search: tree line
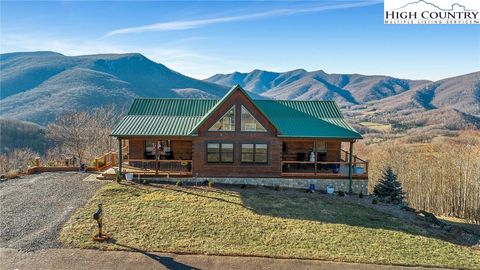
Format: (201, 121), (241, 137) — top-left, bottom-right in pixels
(364, 130), (480, 224)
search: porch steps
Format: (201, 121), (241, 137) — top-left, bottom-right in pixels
(96, 168), (117, 180)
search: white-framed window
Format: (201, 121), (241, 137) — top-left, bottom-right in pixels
(209, 106), (235, 131)
(241, 105), (266, 132)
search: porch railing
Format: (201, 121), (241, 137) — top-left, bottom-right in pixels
(124, 159), (193, 176)
(92, 145), (128, 171)
(281, 149), (368, 177)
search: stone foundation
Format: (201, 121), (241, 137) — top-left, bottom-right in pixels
(142, 176), (368, 194)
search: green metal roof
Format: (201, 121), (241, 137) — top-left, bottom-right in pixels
(254, 100), (361, 139)
(111, 86), (362, 139)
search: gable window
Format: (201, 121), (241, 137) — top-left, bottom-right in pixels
(241, 106), (266, 132)
(209, 106), (235, 131)
(207, 143), (234, 163)
(241, 143), (268, 163)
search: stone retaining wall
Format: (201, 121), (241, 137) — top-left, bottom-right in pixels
(143, 176), (368, 194)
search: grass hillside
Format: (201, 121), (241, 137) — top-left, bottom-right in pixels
(61, 183), (480, 269)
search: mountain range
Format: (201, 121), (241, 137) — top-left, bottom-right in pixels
(1, 51), (479, 145)
(206, 69), (480, 117)
(0, 51), (228, 125)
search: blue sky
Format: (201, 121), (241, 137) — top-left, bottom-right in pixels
(1, 1), (479, 80)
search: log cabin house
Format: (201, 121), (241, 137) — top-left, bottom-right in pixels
(111, 85), (368, 192)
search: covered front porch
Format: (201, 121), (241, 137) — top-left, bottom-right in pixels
(118, 138), (193, 177)
(114, 138), (368, 180)
(280, 139), (368, 179)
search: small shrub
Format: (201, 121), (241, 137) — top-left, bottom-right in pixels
(372, 198), (379, 204)
(359, 191), (364, 198)
(373, 166), (405, 204)
(274, 185), (280, 191)
(176, 180), (183, 186)
(6, 170), (18, 179)
(142, 179), (149, 185)
(208, 179), (214, 188)
(116, 174), (123, 183)
(338, 190), (345, 196)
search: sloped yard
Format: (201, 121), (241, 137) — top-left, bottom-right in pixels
(61, 183), (480, 269)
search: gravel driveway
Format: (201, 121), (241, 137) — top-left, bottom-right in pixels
(0, 172), (105, 251)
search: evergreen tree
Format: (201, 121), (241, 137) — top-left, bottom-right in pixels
(373, 166), (405, 203)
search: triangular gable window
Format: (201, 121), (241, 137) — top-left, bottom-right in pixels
(209, 106), (235, 131)
(241, 105), (266, 132)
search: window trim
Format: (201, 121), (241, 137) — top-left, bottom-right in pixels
(240, 143), (269, 164)
(240, 105), (267, 132)
(206, 142), (235, 163)
(208, 105), (236, 132)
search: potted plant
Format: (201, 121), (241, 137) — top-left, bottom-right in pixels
(326, 185), (334, 194)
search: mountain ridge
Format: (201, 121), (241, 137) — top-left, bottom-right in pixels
(0, 51), (229, 125)
(1, 52), (479, 139)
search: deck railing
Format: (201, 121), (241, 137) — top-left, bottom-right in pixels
(92, 146), (128, 171)
(281, 150), (368, 177)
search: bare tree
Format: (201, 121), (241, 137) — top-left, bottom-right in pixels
(367, 130), (480, 223)
(45, 106), (123, 164)
(0, 148), (39, 174)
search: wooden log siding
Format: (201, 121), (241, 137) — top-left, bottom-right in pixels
(126, 138), (351, 178)
(171, 140), (192, 160)
(192, 90), (282, 177)
(111, 86), (366, 179)
(128, 139), (145, 160)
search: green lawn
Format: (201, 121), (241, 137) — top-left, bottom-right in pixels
(61, 183), (480, 269)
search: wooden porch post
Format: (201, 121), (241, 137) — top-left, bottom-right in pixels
(313, 140), (317, 175)
(155, 140), (159, 175)
(348, 141), (354, 193)
(117, 138), (123, 179)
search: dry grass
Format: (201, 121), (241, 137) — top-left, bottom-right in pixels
(61, 184), (480, 269)
(360, 121), (391, 131)
(6, 169), (19, 179)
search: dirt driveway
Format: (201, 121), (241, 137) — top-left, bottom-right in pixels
(0, 172), (105, 250)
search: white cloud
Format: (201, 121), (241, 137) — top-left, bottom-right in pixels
(106, 0), (382, 36)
